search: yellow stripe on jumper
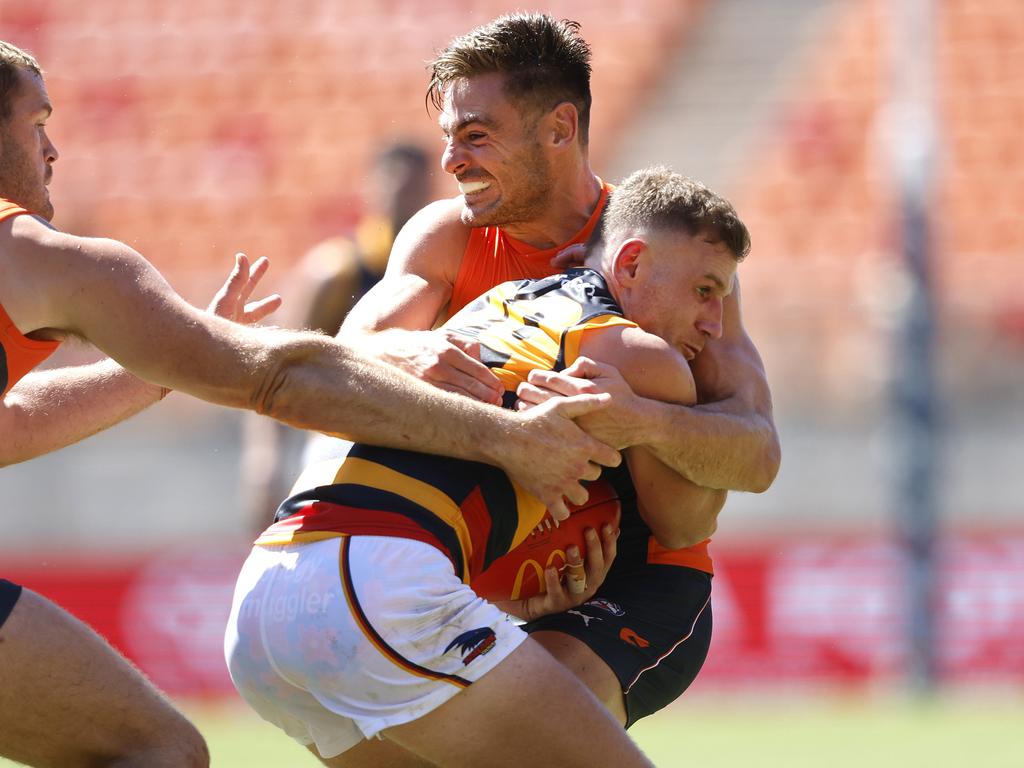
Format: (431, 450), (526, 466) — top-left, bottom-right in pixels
(334, 457), (474, 581)
(562, 315), (637, 368)
(508, 482), (549, 551)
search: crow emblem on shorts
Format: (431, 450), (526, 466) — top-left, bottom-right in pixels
(445, 627), (497, 665)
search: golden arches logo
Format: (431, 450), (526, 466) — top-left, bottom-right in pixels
(509, 548), (569, 600)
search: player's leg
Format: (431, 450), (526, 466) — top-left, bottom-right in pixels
(315, 604), (711, 767)
(524, 565), (713, 728)
(530, 629), (628, 723)
(227, 539), (440, 766)
(310, 636), (623, 765)
(312, 637), (647, 768)
(227, 537), (653, 767)
(382, 636), (654, 767)
(0, 585), (208, 768)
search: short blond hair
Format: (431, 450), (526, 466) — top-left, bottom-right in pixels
(595, 167), (751, 261)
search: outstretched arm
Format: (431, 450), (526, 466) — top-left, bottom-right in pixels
(3, 217), (617, 514)
(0, 359), (166, 467)
(0, 252), (279, 466)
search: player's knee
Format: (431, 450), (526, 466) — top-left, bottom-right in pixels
(112, 714), (209, 768)
(177, 726), (210, 768)
(159, 718), (209, 768)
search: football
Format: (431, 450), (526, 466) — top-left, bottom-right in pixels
(471, 479), (621, 602)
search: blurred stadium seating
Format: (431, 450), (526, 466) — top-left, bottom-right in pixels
(1, 0), (701, 282)
(1, 0), (1022, 695)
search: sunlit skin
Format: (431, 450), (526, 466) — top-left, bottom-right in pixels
(0, 68), (58, 220)
(596, 229), (738, 361)
(439, 72), (556, 231)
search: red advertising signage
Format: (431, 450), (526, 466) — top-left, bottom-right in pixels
(5, 534), (1024, 696)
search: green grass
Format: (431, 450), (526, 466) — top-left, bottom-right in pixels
(627, 691), (1024, 768)
(3, 691), (1022, 767)
(188, 690), (1024, 767)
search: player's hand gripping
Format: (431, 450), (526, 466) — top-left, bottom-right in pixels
(500, 393), (621, 521)
(207, 253), (282, 324)
(497, 518), (620, 622)
(516, 357), (643, 450)
(369, 328), (505, 405)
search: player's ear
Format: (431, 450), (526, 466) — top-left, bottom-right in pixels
(609, 239), (644, 286)
(547, 102), (578, 148)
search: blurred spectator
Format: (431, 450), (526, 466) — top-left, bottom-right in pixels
(239, 143), (431, 527)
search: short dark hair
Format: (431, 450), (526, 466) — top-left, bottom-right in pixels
(427, 13), (593, 144)
(596, 167), (751, 261)
(0, 41), (42, 122)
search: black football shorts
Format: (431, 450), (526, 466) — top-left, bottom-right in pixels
(523, 563), (712, 727)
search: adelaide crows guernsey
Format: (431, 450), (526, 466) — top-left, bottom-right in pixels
(0, 199), (60, 396)
(448, 192), (713, 575)
(258, 269), (636, 583)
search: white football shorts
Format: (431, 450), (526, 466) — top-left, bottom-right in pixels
(224, 536), (527, 759)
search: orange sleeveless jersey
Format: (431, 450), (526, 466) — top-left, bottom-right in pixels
(447, 184), (713, 575)
(0, 199), (60, 396)
(446, 182), (612, 319)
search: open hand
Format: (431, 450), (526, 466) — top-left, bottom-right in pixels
(373, 328), (504, 405)
(207, 253), (282, 325)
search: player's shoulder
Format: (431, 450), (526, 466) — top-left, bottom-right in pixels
(1, 214), (138, 290)
(400, 197), (469, 245)
(0, 215), (144, 334)
(581, 324), (695, 405)
(1, 210), (62, 253)
(590, 324), (682, 370)
(5, 212), (129, 260)
(388, 196), (472, 278)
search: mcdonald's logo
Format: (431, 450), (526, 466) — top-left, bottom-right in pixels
(509, 548), (569, 600)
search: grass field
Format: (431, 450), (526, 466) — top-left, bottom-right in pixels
(3, 690), (1020, 767)
(184, 690), (1022, 767)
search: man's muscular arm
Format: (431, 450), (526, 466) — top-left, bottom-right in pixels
(0, 252), (278, 466)
(522, 281), (780, 493)
(0, 360), (166, 467)
(339, 199), (504, 404)
(341, 199), (464, 332)
(576, 325), (727, 547)
(2, 216), (619, 515)
(634, 281), (779, 492)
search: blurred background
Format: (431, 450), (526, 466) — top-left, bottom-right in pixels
(1, 0), (1022, 765)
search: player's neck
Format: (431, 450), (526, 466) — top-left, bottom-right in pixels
(500, 166), (602, 250)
